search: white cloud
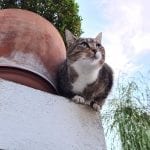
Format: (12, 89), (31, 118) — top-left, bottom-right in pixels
(93, 0), (150, 77)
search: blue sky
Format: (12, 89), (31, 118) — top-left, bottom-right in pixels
(76, 1), (150, 149)
(76, 0), (150, 79)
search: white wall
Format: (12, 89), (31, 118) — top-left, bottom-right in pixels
(0, 79), (106, 150)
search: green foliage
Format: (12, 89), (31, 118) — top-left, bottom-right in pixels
(0, 0), (82, 39)
(102, 74), (150, 150)
(115, 106), (150, 150)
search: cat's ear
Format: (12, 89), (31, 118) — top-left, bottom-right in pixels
(65, 29), (77, 47)
(96, 32), (102, 43)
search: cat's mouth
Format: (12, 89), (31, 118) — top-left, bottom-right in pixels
(91, 52), (102, 60)
(81, 52), (103, 63)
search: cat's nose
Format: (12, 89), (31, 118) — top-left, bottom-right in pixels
(92, 49), (97, 54)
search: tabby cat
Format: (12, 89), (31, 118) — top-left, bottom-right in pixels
(57, 30), (113, 111)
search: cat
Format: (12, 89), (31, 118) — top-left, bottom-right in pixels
(57, 30), (113, 111)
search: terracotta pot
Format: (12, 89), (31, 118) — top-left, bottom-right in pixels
(0, 9), (66, 93)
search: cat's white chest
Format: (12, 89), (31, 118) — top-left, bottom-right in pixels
(72, 74), (96, 93)
(71, 60), (100, 93)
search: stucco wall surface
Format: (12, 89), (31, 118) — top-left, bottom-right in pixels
(0, 79), (106, 150)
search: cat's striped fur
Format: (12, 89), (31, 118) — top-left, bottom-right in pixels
(57, 30), (113, 111)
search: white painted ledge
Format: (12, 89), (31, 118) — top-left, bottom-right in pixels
(0, 79), (106, 150)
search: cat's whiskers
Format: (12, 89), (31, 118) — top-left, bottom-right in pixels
(95, 51), (102, 60)
(79, 51), (102, 66)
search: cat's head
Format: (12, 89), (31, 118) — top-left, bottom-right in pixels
(65, 30), (105, 67)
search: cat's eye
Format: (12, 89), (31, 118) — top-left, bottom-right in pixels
(96, 43), (101, 48)
(80, 42), (89, 48)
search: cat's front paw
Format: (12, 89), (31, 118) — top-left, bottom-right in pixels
(93, 103), (100, 111)
(90, 101), (100, 111)
(72, 95), (85, 104)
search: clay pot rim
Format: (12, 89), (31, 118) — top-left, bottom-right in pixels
(0, 64), (57, 93)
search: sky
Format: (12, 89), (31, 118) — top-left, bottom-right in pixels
(76, 0), (150, 79)
(75, 1), (150, 149)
